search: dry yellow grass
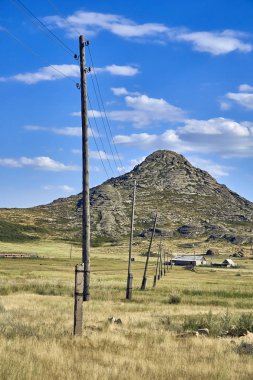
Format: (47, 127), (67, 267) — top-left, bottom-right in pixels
(0, 239), (253, 379)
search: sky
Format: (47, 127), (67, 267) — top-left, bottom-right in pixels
(1, 0), (253, 207)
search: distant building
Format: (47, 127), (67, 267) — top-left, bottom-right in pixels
(222, 259), (236, 267)
(172, 255), (206, 267)
(211, 258), (237, 268)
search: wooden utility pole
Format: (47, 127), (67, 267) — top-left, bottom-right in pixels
(80, 35), (90, 302)
(160, 244), (163, 278)
(73, 35), (90, 336)
(153, 251), (160, 288)
(73, 264), (84, 335)
(141, 212), (158, 290)
(126, 180), (137, 300)
(163, 247), (166, 276)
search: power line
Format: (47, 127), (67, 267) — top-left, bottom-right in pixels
(2, 26), (78, 85)
(45, 0), (124, 173)
(87, 95), (116, 177)
(88, 120), (110, 179)
(89, 73), (121, 174)
(10, 0), (77, 57)
(46, 0), (82, 37)
(87, 45), (124, 169)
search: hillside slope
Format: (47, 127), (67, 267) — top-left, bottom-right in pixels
(1, 150), (253, 244)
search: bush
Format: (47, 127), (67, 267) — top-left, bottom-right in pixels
(236, 313), (253, 335)
(236, 342), (253, 355)
(168, 294), (181, 304)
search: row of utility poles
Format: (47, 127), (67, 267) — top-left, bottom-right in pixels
(73, 35), (171, 336)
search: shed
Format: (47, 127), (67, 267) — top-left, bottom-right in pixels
(172, 255), (206, 267)
(222, 259), (236, 267)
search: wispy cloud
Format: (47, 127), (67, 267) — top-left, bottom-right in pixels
(24, 125), (98, 137)
(117, 156), (146, 174)
(43, 184), (75, 193)
(90, 151), (121, 160)
(0, 63), (138, 84)
(175, 30), (252, 55)
(0, 156), (79, 171)
(44, 11), (252, 55)
(0, 64), (79, 84)
(96, 65), (139, 76)
(222, 84), (253, 110)
(111, 87), (141, 96)
(187, 156), (231, 178)
(79, 92), (185, 127)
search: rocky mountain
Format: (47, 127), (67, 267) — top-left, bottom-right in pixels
(1, 150), (253, 244)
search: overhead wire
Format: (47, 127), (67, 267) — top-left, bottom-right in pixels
(10, 0), (77, 57)
(87, 45), (124, 170)
(88, 73), (121, 174)
(87, 95), (116, 177)
(6, 0), (124, 180)
(1, 26), (78, 85)
(88, 120), (110, 178)
(45, 0), (124, 174)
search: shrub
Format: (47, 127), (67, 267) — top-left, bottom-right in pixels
(168, 294), (181, 304)
(236, 342), (253, 355)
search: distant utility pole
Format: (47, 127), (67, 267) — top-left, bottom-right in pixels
(163, 247), (166, 276)
(126, 180), (137, 300)
(153, 249), (160, 288)
(73, 35), (90, 336)
(141, 212), (158, 290)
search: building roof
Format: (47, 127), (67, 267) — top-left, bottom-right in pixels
(223, 259), (236, 265)
(173, 255), (206, 261)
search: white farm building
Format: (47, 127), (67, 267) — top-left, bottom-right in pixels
(172, 255), (206, 267)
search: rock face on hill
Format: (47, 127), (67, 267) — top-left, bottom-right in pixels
(1, 150), (253, 243)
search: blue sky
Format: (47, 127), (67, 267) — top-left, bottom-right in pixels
(1, 0), (253, 207)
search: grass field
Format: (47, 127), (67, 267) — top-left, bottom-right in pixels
(0, 238), (253, 379)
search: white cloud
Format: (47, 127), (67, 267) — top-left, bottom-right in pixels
(96, 65), (139, 76)
(239, 84), (253, 92)
(187, 156), (231, 178)
(90, 151), (121, 160)
(85, 93), (185, 127)
(117, 156), (146, 174)
(111, 87), (140, 96)
(44, 11), (170, 40)
(222, 84), (253, 110)
(0, 63), (138, 84)
(0, 156), (79, 171)
(44, 11), (252, 55)
(24, 125), (48, 131)
(175, 30), (252, 55)
(180, 117), (250, 136)
(43, 184), (75, 193)
(114, 117), (253, 158)
(24, 125), (98, 137)
(226, 92), (253, 110)
(0, 64), (80, 84)
(219, 101), (231, 111)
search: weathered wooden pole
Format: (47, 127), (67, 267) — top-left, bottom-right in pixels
(153, 251), (160, 288)
(80, 35), (90, 302)
(141, 212), (158, 290)
(163, 247), (166, 276)
(160, 244), (163, 278)
(126, 180), (136, 300)
(73, 264), (84, 335)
